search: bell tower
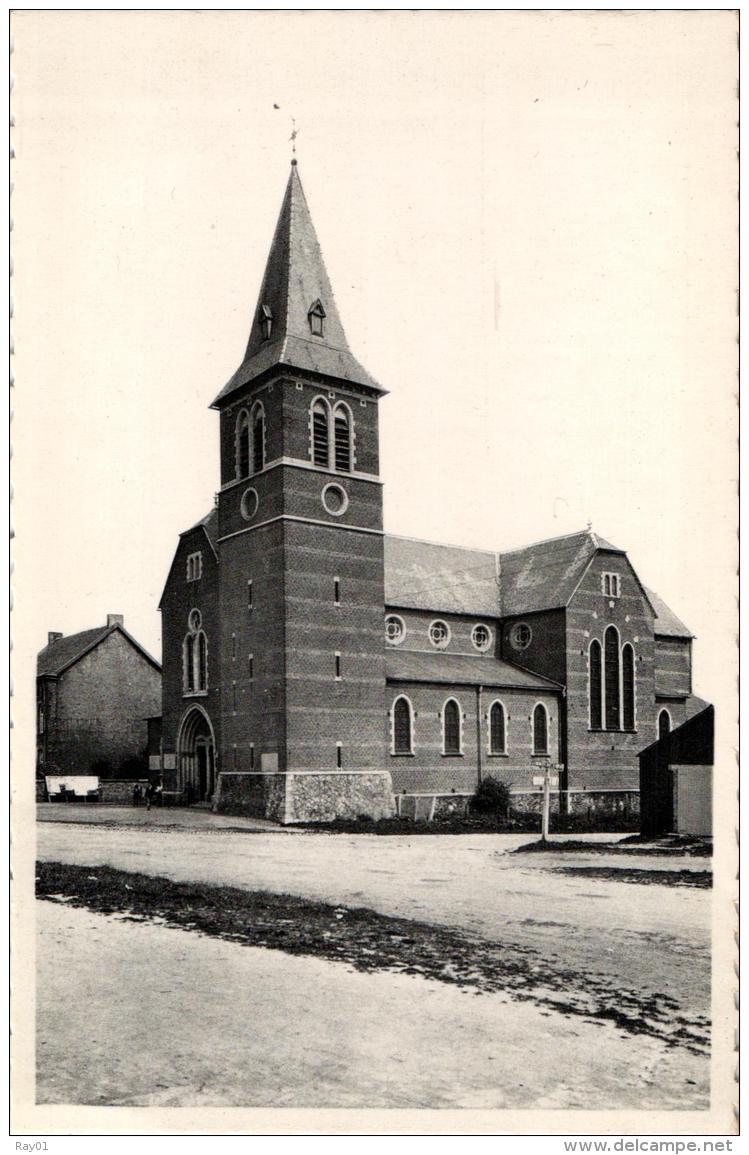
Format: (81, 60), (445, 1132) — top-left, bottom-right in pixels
(211, 162), (393, 821)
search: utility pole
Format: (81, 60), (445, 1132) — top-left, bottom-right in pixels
(533, 758), (559, 842)
(541, 759), (551, 842)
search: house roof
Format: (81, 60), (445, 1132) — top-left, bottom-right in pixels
(37, 624), (161, 678)
(497, 529), (622, 617)
(386, 649), (562, 691)
(645, 586), (693, 639)
(212, 163), (382, 408)
(384, 535), (500, 617)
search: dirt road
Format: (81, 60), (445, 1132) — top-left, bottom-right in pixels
(35, 813), (711, 1109)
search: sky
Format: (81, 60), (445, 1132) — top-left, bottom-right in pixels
(13, 11), (737, 719)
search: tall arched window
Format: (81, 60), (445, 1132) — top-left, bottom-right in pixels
(311, 399), (330, 467)
(658, 709), (671, 742)
(443, 699), (462, 755)
(622, 644), (635, 730)
(604, 625), (621, 730)
(183, 633), (195, 692)
(251, 403), (265, 474)
(183, 610), (208, 694)
(392, 696), (413, 754)
(334, 405), (352, 472)
(589, 640), (602, 729)
(489, 701), (506, 754)
(532, 703), (549, 755)
(236, 410), (250, 479)
(196, 631), (208, 691)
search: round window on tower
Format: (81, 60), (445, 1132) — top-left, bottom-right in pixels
(471, 624), (492, 652)
(188, 609), (202, 632)
(322, 483), (349, 517)
(428, 620), (451, 649)
(240, 488), (259, 522)
(385, 615), (406, 646)
(510, 622), (532, 651)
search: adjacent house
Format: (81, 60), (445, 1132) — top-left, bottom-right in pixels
(36, 614), (162, 779)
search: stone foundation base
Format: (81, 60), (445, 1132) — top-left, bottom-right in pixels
(214, 770), (396, 824)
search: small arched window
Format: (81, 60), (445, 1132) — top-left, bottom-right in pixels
(392, 696), (413, 755)
(311, 399), (330, 467)
(604, 625), (621, 731)
(658, 709), (671, 742)
(532, 703), (549, 755)
(250, 402), (265, 474)
(236, 410), (250, 479)
(443, 698), (462, 755)
(333, 405), (352, 472)
(589, 640), (602, 730)
(622, 644), (635, 730)
(489, 701), (506, 754)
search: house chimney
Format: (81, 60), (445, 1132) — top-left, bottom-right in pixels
(107, 614), (124, 628)
(47, 631), (63, 645)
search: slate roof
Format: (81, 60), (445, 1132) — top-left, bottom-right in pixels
(498, 530), (622, 617)
(183, 508), (219, 556)
(384, 535), (500, 617)
(385, 650), (562, 691)
(37, 624), (161, 678)
(212, 163), (382, 407)
(385, 528), (690, 636)
(645, 586), (693, 639)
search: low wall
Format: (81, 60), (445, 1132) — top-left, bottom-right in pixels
(214, 770), (395, 824)
(213, 772), (286, 820)
(99, 779), (150, 805)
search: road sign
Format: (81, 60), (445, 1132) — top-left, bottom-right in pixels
(533, 775), (560, 787)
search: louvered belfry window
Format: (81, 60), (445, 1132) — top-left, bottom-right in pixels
(589, 640), (602, 729)
(604, 626), (621, 730)
(393, 697), (412, 754)
(236, 411), (250, 479)
(312, 401), (329, 467)
(622, 644), (635, 730)
(334, 407), (352, 472)
(443, 700), (461, 754)
(251, 405), (265, 474)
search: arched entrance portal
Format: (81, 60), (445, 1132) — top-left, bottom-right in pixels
(177, 706), (217, 804)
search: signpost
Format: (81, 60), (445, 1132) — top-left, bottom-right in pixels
(533, 762), (560, 842)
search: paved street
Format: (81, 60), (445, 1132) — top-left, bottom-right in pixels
(36, 808), (711, 1109)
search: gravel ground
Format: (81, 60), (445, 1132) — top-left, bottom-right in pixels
(37, 900), (708, 1109)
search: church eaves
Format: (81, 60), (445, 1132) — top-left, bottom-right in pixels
(212, 162), (383, 407)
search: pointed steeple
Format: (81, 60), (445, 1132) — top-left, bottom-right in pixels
(212, 163), (382, 407)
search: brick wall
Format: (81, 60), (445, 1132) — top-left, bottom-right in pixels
(386, 608), (500, 656)
(385, 681), (561, 795)
(654, 637), (692, 697)
(160, 526), (221, 774)
(565, 552), (656, 790)
(42, 631), (161, 776)
(498, 609), (567, 686)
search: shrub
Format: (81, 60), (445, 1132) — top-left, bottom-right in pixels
(472, 776), (511, 816)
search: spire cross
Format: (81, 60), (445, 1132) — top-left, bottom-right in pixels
(289, 117), (299, 157)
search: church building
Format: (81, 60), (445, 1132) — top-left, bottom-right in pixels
(158, 161), (708, 823)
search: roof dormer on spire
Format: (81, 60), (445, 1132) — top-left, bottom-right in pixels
(212, 162), (383, 407)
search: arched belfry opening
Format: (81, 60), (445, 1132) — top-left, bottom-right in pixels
(177, 706), (217, 804)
